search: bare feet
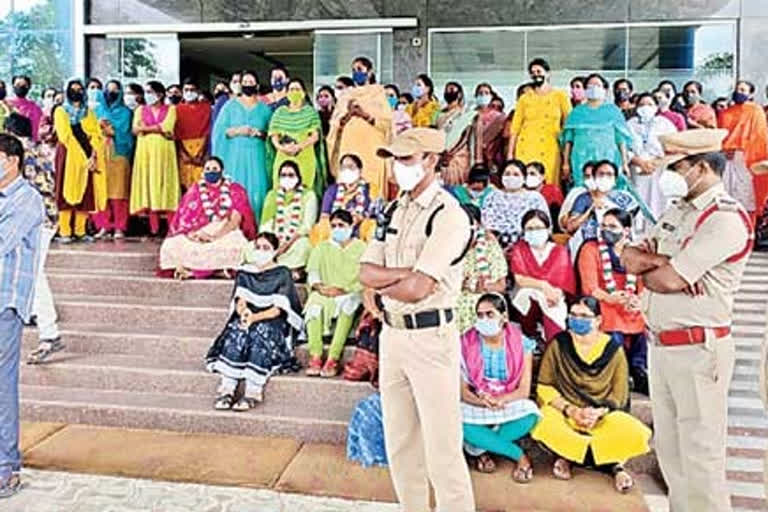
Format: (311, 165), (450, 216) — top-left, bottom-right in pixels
(613, 467), (634, 493)
(512, 454), (533, 483)
(475, 453), (496, 473)
(552, 457), (572, 480)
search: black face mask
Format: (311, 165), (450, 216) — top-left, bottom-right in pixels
(214, 90), (228, 99)
(531, 75), (546, 87)
(443, 90), (459, 104)
(67, 89), (84, 103)
(13, 85), (29, 98)
(168, 95), (182, 105)
(106, 91), (120, 105)
(615, 91), (631, 102)
(241, 85), (258, 97)
(0, 88), (6, 101)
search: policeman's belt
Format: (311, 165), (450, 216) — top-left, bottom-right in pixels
(657, 326), (731, 346)
(384, 309), (454, 330)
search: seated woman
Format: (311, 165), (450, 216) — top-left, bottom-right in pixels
(314, 153), (375, 243)
(205, 232), (302, 411)
(305, 209), (367, 378)
(159, 156), (257, 279)
(461, 293), (540, 483)
(260, 160), (318, 281)
(557, 161), (594, 233)
(456, 204), (507, 334)
(453, 164), (495, 209)
(482, 159), (549, 248)
(531, 296), (651, 493)
(343, 309), (382, 384)
(564, 160), (638, 260)
(577, 208), (647, 395)
(509, 210), (576, 346)
(524, 161), (564, 231)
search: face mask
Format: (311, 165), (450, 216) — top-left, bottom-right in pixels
(215, 90), (228, 99)
(105, 91), (120, 105)
(476, 94), (492, 107)
(0, 89), (6, 101)
(249, 249), (275, 267)
(124, 94), (137, 109)
(87, 89), (101, 102)
(203, 171), (221, 184)
(241, 85), (257, 97)
(585, 85), (605, 101)
(659, 169), (690, 198)
(584, 178), (598, 192)
(352, 70), (368, 86)
(531, 75), (546, 87)
(568, 316), (593, 336)
(339, 168), (360, 185)
(13, 85), (29, 98)
(387, 96), (398, 109)
(615, 90), (631, 103)
(280, 176), (299, 191)
(145, 93), (158, 105)
(524, 229), (549, 248)
(393, 160), (425, 192)
(571, 88), (585, 102)
(331, 227), (353, 244)
(468, 188), (483, 198)
(230, 82), (242, 95)
(600, 229), (623, 245)
(316, 96), (331, 108)
(525, 174), (543, 189)
(656, 96), (671, 108)
(67, 89), (84, 103)
(475, 318), (502, 338)
(272, 80), (286, 92)
(444, 90), (459, 104)
(596, 176), (615, 193)
(396, 103), (407, 112)
(732, 91), (750, 104)
(183, 91), (198, 102)
(637, 105), (657, 121)
(168, 95), (182, 105)
(411, 84), (424, 99)
(287, 90), (304, 105)
(684, 92), (699, 105)
(502, 175), (524, 191)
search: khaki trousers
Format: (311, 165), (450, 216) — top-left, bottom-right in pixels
(649, 335), (735, 512)
(379, 322), (475, 512)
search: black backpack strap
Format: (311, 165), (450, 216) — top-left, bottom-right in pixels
(425, 203), (475, 266)
(374, 199), (400, 242)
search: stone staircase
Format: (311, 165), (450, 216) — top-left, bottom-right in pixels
(19, 240), (766, 508)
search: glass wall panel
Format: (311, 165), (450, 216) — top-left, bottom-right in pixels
(314, 32), (393, 91)
(87, 35), (181, 86)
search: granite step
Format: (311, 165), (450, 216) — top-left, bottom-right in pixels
(47, 243), (159, 272)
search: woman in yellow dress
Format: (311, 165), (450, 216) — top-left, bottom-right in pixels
(507, 58), (572, 185)
(531, 296), (650, 494)
(405, 74), (440, 128)
(130, 81), (181, 235)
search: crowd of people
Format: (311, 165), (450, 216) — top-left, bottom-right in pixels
(1, 55), (767, 501)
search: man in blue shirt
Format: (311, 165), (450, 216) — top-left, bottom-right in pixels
(0, 133), (44, 498)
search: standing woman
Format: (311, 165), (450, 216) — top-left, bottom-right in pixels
(474, 83), (507, 171)
(508, 58), (572, 185)
(212, 70), (273, 222)
(0, 81), (10, 129)
(175, 79), (211, 190)
(315, 85), (336, 137)
(682, 81), (717, 129)
(406, 74), (440, 128)
(653, 89), (685, 132)
(130, 80), (180, 236)
(268, 78), (328, 198)
(437, 82), (478, 186)
(569, 77), (587, 108)
(54, 79), (108, 242)
(561, 73), (632, 187)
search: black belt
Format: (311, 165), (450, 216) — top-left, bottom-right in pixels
(384, 309), (454, 330)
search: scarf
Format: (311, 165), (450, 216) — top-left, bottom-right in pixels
(461, 323), (525, 397)
(473, 227), (491, 281)
(275, 187), (304, 243)
(199, 177), (233, 222)
(333, 181), (367, 217)
(598, 237), (636, 294)
(141, 103), (170, 127)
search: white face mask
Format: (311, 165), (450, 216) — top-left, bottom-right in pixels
(525, 175), (543, 189)
(596, 176), (615, 193)
(124, 94), (137, 109)
(280, 176), (299, 191)
(42, 97), (54, 110)
(183, 91), (198, 102)
(637, 105), (658, 121)
(584, 178), (598, 192)
(339, 167), (360, 185)
(585, 85), (606, 101)
(145, 93), (158, 105)
(393, 160), (425, 192)
(502, 175), (524, 191)
(659, 168), (694, 198)
(249, 249), (275, 267)
(230, 82), (242, 95)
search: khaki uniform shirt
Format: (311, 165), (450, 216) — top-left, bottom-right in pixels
(642, 183), (751, 333)
(360, 180), (471, 316)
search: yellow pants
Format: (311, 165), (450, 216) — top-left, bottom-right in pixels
(58, 210), (89, 238)
(531, 405), (651, 466)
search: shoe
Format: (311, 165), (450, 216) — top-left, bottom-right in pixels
(78, 235), (95, 243)
(320, 358), (339, 378)
(58, 236), (73, 245)
(0, 474), (21, 499)
(630, 367), (649, 396)
(24, 315), (38, 327)
(113, 230), (126, 240)
(27, 337), (66, 365)
(306, 356), (323, 377)
(93, 228), (109, 240)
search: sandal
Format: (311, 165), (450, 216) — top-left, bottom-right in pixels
(320, 358), (339, 378)
(174, 266), (191, 281)
(213, 394), (235, 410)
(475, 453), (496, 473)
(0, 473), (22, 499)
(232, 397), (260, 412)
(512, 454), (534, 483)
(306, 356), (323, 377)
(552, 458), (572, 480)
(613, 466), (634, 494)
(27, 338), (65, 365)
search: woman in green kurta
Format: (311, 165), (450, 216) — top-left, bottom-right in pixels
(260, 161), (318, 280)
(304, 209), (366, 378)
(268, 78), (328, 198)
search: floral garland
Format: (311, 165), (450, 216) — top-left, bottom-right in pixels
(198, 176), (233, 222)
(332, 181), (367, 218)
(473, 227), (491, 282)
(275, 185), (304, 243)
(598, 236), (636, 294)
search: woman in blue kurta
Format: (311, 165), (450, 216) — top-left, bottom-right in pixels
(561, 73), (632, 188)
(212, 70), (273, 222)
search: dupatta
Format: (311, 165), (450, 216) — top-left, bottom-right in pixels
(508, 241), (576, 296)
(168, 179), (257, 239)
(461, 323), (526, 397)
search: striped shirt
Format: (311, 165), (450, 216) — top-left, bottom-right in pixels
(0, 176), (44, 321)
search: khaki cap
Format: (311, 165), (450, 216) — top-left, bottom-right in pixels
(376, 128), (446, 158)
(752, 160), (768, 176)
(658, 129), (729, 166)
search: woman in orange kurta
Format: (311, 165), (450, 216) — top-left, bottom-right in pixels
(719, 83), (768, 217)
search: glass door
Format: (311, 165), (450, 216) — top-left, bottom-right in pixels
(88, 33), (180, 85)
(313, 30), (393, 91)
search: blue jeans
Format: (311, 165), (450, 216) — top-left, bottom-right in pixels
(0, 308), (22, 480)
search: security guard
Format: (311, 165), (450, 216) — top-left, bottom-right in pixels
(359, 128), (475, 512)
(622, 129), (753, 512)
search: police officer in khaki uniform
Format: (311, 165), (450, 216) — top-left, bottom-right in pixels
(359, 128), (475, 512)
(622, 129), (753, 512)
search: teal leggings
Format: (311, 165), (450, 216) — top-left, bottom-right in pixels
(462, 413), (539, 461)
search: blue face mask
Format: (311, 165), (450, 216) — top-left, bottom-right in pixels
(475, 318), (501, 338)
(476, 94), (492, 107)
(411, 84), (424, 99)
(332, 226), (353, 244)
(732, 91), (750, 104)
(87, 89), (101, 102)
(203, 171), (221, 184)
(568, 316), (594, 336)
(272, 80), (286, 92)
(387, 96), (398, 110)
(352, 70), (368, 86)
